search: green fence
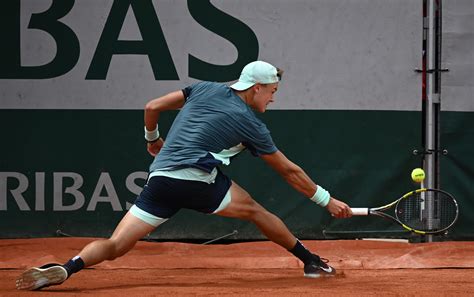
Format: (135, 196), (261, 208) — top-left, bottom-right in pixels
(1, 109), (472, 240)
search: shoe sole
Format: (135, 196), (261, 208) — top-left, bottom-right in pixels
(304, 267), (337, 279)
(304, 272), (336, 278)
(16, 266), (67, 290)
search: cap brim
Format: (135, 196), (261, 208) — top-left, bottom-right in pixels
(230, 81), (255, 91)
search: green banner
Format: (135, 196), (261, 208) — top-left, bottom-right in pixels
(1, 110), (472, 240)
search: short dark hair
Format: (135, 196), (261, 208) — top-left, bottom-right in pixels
(276, 68), (284, 81)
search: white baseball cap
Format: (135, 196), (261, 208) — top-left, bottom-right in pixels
(230, 61), (279, 91)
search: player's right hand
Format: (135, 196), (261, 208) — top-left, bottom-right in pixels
(147, 138), (164, 157)
(326, 197), (353, 218)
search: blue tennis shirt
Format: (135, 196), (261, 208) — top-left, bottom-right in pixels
(149, 81), (278, 173)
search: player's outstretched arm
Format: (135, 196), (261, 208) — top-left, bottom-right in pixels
(260, 150), (352, 218)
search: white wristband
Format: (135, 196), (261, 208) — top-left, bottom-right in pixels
(310, 185), (331, 207)
(144, 125), (160, 142)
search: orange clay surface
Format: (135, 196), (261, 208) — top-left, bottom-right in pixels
(1, 238), (473, 296)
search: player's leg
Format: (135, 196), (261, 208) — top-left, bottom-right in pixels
(16, 175), (176, 291)
(216, 181), (297, 249)
(215, 181), (336, 278)
(77, 210), (157, 266)
(16, 210), (159, 290)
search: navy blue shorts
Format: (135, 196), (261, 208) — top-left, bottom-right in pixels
(133, 169), (232, 219)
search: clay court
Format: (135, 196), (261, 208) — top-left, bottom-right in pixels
(1, 238), (473, 296)
(1, 1), (473, 296)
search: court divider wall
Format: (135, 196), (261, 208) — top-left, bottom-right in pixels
(1, 110), (472, 240)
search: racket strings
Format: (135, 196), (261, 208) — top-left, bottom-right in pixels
(395, 191), (458, 232)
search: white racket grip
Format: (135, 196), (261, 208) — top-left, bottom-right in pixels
(351, 208), (369, 216)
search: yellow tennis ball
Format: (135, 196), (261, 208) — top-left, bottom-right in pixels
(411, 168), (425, 183)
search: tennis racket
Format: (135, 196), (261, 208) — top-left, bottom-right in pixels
(351, 188), (459, 234)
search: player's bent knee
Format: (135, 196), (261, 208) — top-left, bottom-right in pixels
(105, 239), (135, 260)
(252, 208), (274, 222)
(241, 202), (268, 221)
(217, 190), (267, 221)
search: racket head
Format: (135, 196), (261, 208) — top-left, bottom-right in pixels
(395, 188), (459, 234)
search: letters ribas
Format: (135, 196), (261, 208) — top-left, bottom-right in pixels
(0, 172), (147, 211)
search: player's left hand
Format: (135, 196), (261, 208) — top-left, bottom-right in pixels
(147, 138), (164, 156)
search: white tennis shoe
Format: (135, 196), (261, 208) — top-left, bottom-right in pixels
(16, 264), (68, 290)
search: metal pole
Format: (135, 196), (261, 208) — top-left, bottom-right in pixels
(423, 0), (442, 242)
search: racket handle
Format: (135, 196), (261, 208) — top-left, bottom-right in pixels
(351, 208), (369, 216)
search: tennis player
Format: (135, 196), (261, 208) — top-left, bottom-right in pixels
(16, 61), (352, 290)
